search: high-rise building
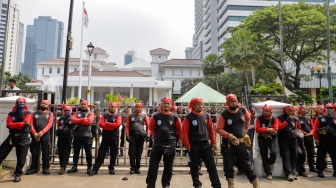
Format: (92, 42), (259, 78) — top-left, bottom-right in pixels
(185, 47), (194, 59)
(15, 22), (24, 74)
(124, 49), (138, 65)
(0, 0), (21, 75)
(22, 16), (64, 79)
(191, 0), (327, 60)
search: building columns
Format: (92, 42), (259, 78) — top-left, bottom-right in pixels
(149, 87), (153, 105)
(70, 86), (75, 98)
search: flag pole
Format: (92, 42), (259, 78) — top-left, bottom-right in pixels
(78, 1), (85, 101)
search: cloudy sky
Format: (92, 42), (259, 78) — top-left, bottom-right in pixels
(15, 0), (195, 66)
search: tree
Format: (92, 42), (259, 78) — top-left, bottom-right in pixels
(180, 78), (202, 96)
(1, 71), (35, 90)
(222, 28), (263, 87)
(235, 1), (336, 91)
(202, 54), (224, 91)
(12, 72), (35, 90)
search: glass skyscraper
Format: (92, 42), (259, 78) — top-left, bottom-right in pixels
(22, 16), (63, 79)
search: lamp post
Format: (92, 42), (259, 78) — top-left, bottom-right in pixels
(326, 0), (332, 103)
(311, 64), (336, 102)
(87, 42), (94, 104)
(311, 65), (325, 90)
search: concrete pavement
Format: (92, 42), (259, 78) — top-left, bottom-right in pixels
(0, 166), (336, 188)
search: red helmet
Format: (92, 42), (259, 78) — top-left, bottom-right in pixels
(325, 103), (335, 109)
(226, 94), (237, 102)
(64, 106), (72, 111)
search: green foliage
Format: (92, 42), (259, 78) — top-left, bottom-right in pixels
(202, 71), (245, 95)
(234, 2), (336, 91)
(105, 93), (140, 106)
(122, 97), (139, 105)
(180, 79), (202, 96)
(202, 54), (224, 91)
(1, 71), (35, 90)
(222, 28), (262, 71)
(317, 86), (336, 104)
(251, 82), (285, 95)
(172, 94), (180, 102)
(105, 93), (118, 103)
(288, 90), (314, 105)
(66, 97), (79, 104)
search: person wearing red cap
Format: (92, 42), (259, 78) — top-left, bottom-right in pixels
(56, 105), (74, 175)
(126, 102), (150, 174)
(312, 103), (336, 178)
(255, 104), (279, 180)
(312, 105), (325, 125)
(89, 102), (122, 175)
(216, 94), (260, 188)
(276, 105), (302, 181)
(0, 97), (31, 182)
(26, 100), (54, 175)
(183, 97), (221, 188)
(296, 105), (317, 175)
(67, 99), (95, 174)
(146, 97), (182, 188)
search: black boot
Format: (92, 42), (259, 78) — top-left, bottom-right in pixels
(26, 169), (38, 175)
(59, 167), (65, 175)
(13, 175), (21, 182)
(67, 166), (78, 173)
(87, 166), (92, 174)
(42, 169), (50, 175)
(88, 169), (98, 176)
(317, 171), (325, 178)
(119, 148), (124, 157)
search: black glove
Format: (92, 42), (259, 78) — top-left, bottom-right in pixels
(126, 136), (131, 142)
(22, 122), (31, 133)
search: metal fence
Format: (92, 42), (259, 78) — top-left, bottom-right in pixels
(49, 104), (225, 167)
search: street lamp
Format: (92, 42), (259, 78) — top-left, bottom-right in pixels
(87, 42), (94, 104)
(310, 65), (326, 89)
(311, 0), (334, 103)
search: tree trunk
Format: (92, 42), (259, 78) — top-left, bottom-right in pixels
(244, 72), (251, 91)
(251, 65), (255, 86)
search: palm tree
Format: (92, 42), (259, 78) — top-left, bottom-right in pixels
(202, 53), (223, 91)
(222, 28), (263, 88)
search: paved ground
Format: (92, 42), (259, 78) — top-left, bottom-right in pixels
(1, 166), (336, 188)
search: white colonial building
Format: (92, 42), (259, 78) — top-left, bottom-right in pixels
(150, 48), (203, 94)
(33, 47), (203, 104)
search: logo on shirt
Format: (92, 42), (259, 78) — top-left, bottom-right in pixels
(131, 117), (135, 121)
(78, 113), (82, 118)
(113, 118), (116, 122)
(169, 120), (173, 126)
(192, 120), (198, 126)
(61, 120), (64, 124)
(157, 120), (162, 125)
(300, 121), (304, 124)
(227, 119), (233, 125)
(35, 114), (39, 119)
(12, 117), (15, 121)
(321, 118), (326, 123)
(262, 123), (266, 127)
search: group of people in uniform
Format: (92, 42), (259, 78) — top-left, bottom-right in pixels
(1, 93), (336, 188)
(256, 102), (336, 183)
